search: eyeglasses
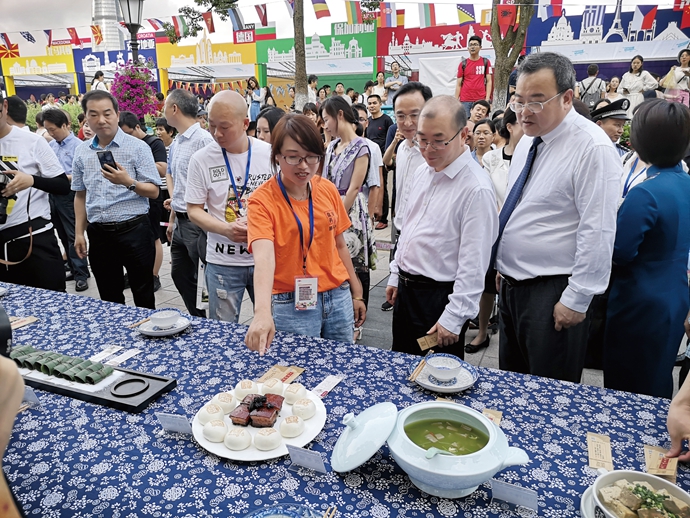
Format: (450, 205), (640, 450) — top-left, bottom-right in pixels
(281, 155), (322, 165)
(508, 92), (564, 114)
(416, 128), (462, 151)
(396, 113), (419, 123)
(357, 117), (367, 123)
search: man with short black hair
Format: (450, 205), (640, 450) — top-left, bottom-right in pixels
(43, 108), (90, 292)
(358, 80), (375, 106)
(366, 94), (394, 229)
(72, 90), (162, 308)
(323, 84), (331, 96)
(119, 111), (168, 292)
(5, 96), (28, 131)
(469, 100), (491, 123)
(308, 74), (318, 104)
(164, 88), (214, 316)
(353, 103), (383, 223)
(455, 36), (493, 117)
(346, 88), (357, 104)
(334, 83), (351, 105)
(575, 63), (606, 110)
(385, 61), (408, 106)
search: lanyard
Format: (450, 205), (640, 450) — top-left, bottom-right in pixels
(622, 157), (647, 198)
(276, 173), (314, 275)
(222, 137), (252, 211)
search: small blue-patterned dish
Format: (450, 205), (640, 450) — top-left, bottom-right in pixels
(408, 357), (479, 394)
(242, 503), (322, 518)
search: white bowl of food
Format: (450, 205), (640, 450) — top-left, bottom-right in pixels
(591, 469), (690, 518)
(149, 310), (180, 330)
(425, 353), (463, 382)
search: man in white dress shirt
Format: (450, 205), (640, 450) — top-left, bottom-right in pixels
(385, 95), (498, 357)
(495, 52), (621, 382)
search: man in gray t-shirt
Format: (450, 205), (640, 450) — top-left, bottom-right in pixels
(385, 61), (409, 106)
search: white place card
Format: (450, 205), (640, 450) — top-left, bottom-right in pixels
(491, 479), (538, 512)
(89, 345), (124, 362)
(286, 444), (327, 474)
(155, 413), (193, 435)
(22, 386), (41, 407)
(106, 349), (142, 366)
(311, 375), (343, 399)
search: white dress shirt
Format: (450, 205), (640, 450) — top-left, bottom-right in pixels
(388, 149), (498, 334)
(495, 108), (622, 313)
(393, 140), (426, 230)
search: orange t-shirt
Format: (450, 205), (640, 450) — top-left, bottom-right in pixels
(248, 175), (351, 294)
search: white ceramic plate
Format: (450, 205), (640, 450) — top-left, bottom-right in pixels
(580, 486), (593, 518)
(192, 384), (327, 461)
(137, 317), (191, 337)
(408, 358), (479, 394)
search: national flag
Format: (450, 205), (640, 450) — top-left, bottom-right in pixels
(396, 9), (405, 26)
(457, 4), (476, 26)
(202, 12), (216, 33)
(255, 24), (277, 40)
(630, 5), (658, 31)
(67, 28), (81, 47)
(683, 4), (690, 28)
(378, 2), (396, 27)
(675, 0), (689, 11)
(311, 0), (331, 19)
(582, 5), (605, 27)
(346, 1), (363, 24)
(285, 0), (295, 17)
(497, 4), (517, 37)
(480, 9), (492, 25)
(147, 18), (165, 30)
(228, 8), (245, 31)
(538, 0), (562, 21)
(172, 16), (189, 37)
(20, 32), (36, 43)
(418, 4), (436, 28)
(44, 30), (52, 46)
(0, 43), (19, 58)
(255, 4), (269, 26)
(91, 25), (104, 45)
(0, 34), (12, 48)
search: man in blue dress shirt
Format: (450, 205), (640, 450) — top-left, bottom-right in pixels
(43, 109), (90, 292)
(72, 90), (161, 308)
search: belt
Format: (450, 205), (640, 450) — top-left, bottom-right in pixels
(398, 269), (454, 289)
(0, 217), (51, 243)
(91, 214), (147, 232)
(500, 274), (569, 287)
(175, 211), (190, 220)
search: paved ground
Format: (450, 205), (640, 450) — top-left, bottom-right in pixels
(67, 223), (672, 393)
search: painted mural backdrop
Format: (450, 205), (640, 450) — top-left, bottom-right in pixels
(376, 22), (493, 57)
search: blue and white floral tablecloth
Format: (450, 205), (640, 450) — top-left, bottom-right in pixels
(1, 285), (686, 517)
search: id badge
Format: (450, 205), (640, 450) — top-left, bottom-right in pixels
(295, 277), (318, 311)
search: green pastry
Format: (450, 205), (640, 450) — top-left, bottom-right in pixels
(74, 364), (104, 383)
(85, 366), (114, 385)
(9, 345), (35, 360)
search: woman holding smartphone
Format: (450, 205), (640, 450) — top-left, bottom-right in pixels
(245, 114), (366, 354)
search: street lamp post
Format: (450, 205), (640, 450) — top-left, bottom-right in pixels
(119, 0), (145, 65)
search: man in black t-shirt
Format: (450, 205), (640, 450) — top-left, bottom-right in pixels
(118, 111), (168, 291)
(366, 94), (394, 229)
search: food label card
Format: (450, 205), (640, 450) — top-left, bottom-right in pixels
(257, 365), (304, 384)
(644, 444), (678, 482)
(286, 444), (327, 474)
(587, 432), (614, 471)
(491, 479), (538, 513)
(417, 332), (438, 351)
(311, 375), (343, 399)
(22, 386), (41, 408)
(483, 409), (503, 426)
(10, 316), (38, 330)
(155, 413), (193, 435)
(89, 345), (124, 362)
(106, 349), (141, 366)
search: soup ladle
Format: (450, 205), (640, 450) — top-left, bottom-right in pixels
(425, 447), (456, 459)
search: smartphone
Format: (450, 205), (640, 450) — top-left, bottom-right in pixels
(97, 151), (116, 170)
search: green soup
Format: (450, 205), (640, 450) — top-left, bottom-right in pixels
(404, 419), (489, 455)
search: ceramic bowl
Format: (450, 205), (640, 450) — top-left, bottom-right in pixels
(425, 353), (463, 382)
(149, 310), (180, 329)
(591, 470), (690, 518)
(386, 402), (529, 499)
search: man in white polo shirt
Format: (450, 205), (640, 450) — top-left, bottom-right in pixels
(186, 91), (272, 322)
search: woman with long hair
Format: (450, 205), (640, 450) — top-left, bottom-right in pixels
(245, 114), (366, 352)
(666, 49), (690, 107)
(320, 97), (376, 340)
(372, 71), (387, 104)
(618, 55), (658, 116)
(246, 76), (265, 121)
(606, 77), (623, 102)
(91, 70), (108, 91)
(256, 107), (285, 145)
(263, 86), (276, 108)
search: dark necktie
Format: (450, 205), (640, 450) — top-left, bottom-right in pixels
(490, 136), (543, 269)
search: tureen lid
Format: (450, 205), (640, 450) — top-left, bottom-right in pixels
(331, 402), (398, 473)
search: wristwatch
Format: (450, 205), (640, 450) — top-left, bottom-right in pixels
(127, 181), (137, 192)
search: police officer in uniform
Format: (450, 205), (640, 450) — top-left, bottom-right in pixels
(591, 98), (631, 157)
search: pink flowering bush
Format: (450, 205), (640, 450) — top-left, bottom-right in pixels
(111, 64), (157, 119)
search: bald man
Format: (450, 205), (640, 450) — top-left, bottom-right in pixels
(164, 88), (214, 316)
(185, 91), (273, 322)
(385, 96), (498, 357)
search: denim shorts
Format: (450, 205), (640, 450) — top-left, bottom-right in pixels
(272, 282), (354, 343)
(205, 262), (254, 323)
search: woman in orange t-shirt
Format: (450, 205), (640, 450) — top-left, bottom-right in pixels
(246, 114), (366, 354)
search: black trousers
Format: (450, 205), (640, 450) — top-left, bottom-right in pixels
(50, 192), (89, 281)
(356, 270), (370, 309)
(392, 270), (468, 358)
(498, 275), (592, 383)
(87, 215), (155, 309)
(0, 218), (65, 292)
(380, 166), (390, 224)
(171, 215), (206, 317)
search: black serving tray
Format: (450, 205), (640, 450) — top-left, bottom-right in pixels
(22, 368), (176, 413)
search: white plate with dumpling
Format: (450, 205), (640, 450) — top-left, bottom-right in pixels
(191, 380), (327, 461)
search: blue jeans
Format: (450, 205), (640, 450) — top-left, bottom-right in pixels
(272, 282), (354, 343)
(462, 101), (474, 118)
(205, 262), (254, 323)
